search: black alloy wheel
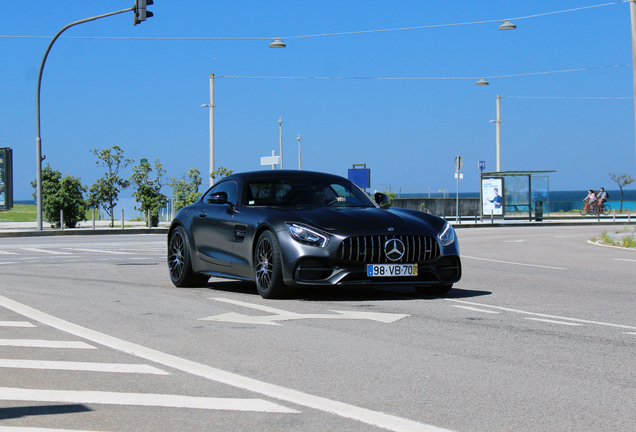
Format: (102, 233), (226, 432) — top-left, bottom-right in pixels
(254, 230), (292, 299)
(168, 225), (209, 287)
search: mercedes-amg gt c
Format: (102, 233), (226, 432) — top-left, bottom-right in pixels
(168, 170), (461, 298)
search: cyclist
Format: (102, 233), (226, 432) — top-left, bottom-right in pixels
(583, 189), (597, 213)
(597, 187), (608, 211)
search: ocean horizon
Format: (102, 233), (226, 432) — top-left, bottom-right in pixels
(13, 189), (636, 205)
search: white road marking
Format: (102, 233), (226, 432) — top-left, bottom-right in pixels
(0, 359), (169, 375)
(20, 248), (71, 255)
(525, 318), (583, 326)
(0, 427), (102, 432)
(502, 239), (526, 243)
(0, 387), (297, 413)
(0, 262), (17, 265)
(0, 339), (96, 349)
(0, 250), (19, 255)
(203, 298), (409, 325)
(60, 248), (134, 255)
(0, 321), (36, 327)
(452, 305), (500, 314)
(462, 255), (567, 270)
(613, 258), (636, 262)
(444, 299), (636, 331)
(0, 294), (455, 432)
(554, 235), (580, 238)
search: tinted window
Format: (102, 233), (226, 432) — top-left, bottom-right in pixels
(245, 177), (374, 208)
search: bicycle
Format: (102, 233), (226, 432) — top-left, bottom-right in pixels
(579, 201), (611, 216)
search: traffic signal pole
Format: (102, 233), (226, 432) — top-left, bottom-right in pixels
(35, 7), (143, 230)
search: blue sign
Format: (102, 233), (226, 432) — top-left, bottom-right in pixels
(478, 161), (486, 171)
(348, 168), (370, 189)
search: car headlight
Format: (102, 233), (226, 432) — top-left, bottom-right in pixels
(439, 222), (455, 247)
(286, 223), (330, 247)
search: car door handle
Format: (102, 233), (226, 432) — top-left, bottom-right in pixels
(198, 211), (207, 217)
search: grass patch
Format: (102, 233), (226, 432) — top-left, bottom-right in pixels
(595, 227), (636, 248)
(0, 204), (37, 222)
(0, 204), (98, 223)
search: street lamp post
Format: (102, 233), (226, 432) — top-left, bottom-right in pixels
(490, 95), (502, 172)
(297, 134), (302, 170)
(201, 74), (215, 187)
(35, 7), (133, 231)
(278, 118), (283, 169)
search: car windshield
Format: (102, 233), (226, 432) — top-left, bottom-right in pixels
(245, 177), (375, 208)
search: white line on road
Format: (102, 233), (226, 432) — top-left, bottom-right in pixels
(0, 339), (96, 349)
(60, 248), (134, 255)
(20, 248), (71, 255)
(452, 305), (500, 314)
(0, 294), (455, 432)
(613, 258), (636, 262)
(525, 318), (583, 326)
(0, 250), (19, 255)
(462, 255), (567, 270)
(0, 387), (298, 413)
(0, 359), (169, 374)
(623, 332), (636, 335)
(0, 321), (36, 327)
(0, 427), (103, 432)
(444, 299), (636, 331)
(0, 262), (18, 265)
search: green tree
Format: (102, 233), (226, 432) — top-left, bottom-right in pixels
(211, 166), (233, 182)
(169, 168), (203, 212)
(609, 173), (634, 212)
(130, 159), (168, 227)
(31, 164), (87, 228)
(89, 146), (133, 227)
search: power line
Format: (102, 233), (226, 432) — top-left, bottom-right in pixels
(0, 1), (626, 41)
(215, 64), (632, 81)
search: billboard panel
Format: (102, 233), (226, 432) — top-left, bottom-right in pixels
(0, 148), (13, 211)
(482, 177), (503, 216)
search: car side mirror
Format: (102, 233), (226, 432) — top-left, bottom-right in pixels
(207, 192), (228, 205)
(374, 192), (391, 209)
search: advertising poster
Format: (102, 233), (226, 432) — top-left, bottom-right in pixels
(482, 178), (503, 215)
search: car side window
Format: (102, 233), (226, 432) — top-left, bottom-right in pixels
(205, 181), (238, 205)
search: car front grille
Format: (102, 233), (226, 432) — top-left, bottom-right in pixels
(337, 235), (440, 264)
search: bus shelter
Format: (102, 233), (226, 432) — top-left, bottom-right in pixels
(480, 170), (555, 220)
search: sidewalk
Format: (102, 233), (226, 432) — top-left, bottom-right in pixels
(0, 220), (169, 238)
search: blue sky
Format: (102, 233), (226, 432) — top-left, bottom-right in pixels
(1, 0), (636, 200)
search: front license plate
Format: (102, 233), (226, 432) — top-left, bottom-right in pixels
(367, 264), (418, 277)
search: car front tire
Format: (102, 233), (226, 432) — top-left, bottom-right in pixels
(254, 230), (293, 299)
(168, 225), (209, 288)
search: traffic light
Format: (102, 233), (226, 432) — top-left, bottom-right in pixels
(134, 0), (154, 25)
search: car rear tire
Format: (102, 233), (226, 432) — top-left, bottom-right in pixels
(168, 225), (209, 287)
(254, 230), (293, 299)
(414, 284), (453, 296)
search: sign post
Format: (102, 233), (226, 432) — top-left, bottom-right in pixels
(260, 151), (281, 170)
(0, 148), (13, 211)
(454, 156), (464, 223)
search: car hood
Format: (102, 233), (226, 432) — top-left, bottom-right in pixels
(277, 207), (446, 236)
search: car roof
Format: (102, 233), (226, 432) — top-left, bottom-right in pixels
(221, 170), (348, 183)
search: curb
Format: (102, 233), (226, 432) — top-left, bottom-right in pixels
(0, 228), (169, 238)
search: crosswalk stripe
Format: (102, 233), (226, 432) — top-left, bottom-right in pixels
(0, 321), (36, 327)
(0, 339), (96, 349)
(0, 360), (169, 375)
(0, 427), (104, 432)
(0, 387), (298, 413)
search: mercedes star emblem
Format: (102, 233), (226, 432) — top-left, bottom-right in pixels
(384, 238), (405, 261)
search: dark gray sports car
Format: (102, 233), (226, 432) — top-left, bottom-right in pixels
(168, 170), (461, 298)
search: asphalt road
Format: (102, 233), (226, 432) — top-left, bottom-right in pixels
(0, 225), (634, 432)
